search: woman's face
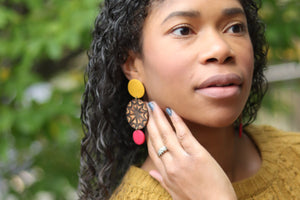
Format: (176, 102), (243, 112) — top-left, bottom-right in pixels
(134, 0), (254, 127)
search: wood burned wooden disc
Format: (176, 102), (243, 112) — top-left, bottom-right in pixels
(126, 99), (149, 129)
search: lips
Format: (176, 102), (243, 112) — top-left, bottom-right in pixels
(195, 73), (243, 99)
(197, 73), (242, 89)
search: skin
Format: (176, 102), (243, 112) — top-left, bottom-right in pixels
(122, 0), (262, 199)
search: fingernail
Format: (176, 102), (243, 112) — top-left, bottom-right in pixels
(166, 108), (172, 116)
(148, 102), (154, 111)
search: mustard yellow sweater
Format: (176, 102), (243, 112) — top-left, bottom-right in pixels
(110, 125), (300, 199)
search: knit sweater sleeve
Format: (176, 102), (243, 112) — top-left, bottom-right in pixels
(110, 166), (171, 200)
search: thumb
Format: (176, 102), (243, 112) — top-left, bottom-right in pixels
(149, 170), (163, 183)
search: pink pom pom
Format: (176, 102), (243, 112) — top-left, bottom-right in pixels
(133, 130), (145, 145)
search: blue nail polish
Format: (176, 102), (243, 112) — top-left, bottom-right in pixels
(166, 108), (172, 116)
(148, 102), (154, 111)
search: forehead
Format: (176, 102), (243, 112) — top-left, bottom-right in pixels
(149, 0), (243, 16)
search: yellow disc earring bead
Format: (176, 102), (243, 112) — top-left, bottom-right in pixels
(128, 79), (145, 98)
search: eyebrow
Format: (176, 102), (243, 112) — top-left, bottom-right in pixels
(162, 10), (200, 24)
(223, 7), (245, 16)
(161, 7), (245, 25)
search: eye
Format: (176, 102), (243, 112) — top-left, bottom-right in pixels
(171, 25), (194, 36)
(226, 23), (246, 34)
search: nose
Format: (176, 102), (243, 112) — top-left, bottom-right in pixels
(198, 30), (234, 65)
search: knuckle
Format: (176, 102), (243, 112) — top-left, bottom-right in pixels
(194, 152), (209, 165)
(165, 165), (177, 177)
(177, 130), (186, 141)
(161, 132), (171, 146)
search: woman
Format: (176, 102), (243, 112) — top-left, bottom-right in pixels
(79, 0), (300, 199)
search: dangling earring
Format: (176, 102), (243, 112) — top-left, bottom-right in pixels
(126, 79), (148, 145)
(239, 115), (243, 138)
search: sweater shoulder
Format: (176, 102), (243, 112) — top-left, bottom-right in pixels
(246, 125), (300, 152)
(234, 125), (300, 199)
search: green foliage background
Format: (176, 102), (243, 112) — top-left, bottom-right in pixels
(0, 0), (299, 199)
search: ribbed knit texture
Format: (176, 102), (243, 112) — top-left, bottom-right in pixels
(110, 125), (300, 199)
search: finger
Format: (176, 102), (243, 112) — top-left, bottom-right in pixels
(149, 170), (171, 195)
(147, 102), (184, 155)
(147, 134), (172, 178)
(149, 170), (163, 183)
(146, 105), (173, 166)
(147, 138), (172, 191)
(166, 108), (204, 154)
(146, 129), (177, 185)
(146, 134), (165, 171)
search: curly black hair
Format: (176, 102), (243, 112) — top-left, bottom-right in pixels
(78, 0), (268, 199)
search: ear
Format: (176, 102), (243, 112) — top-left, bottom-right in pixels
(122, 51), (144, 81)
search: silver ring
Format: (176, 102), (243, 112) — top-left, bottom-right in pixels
(158, 146), (168, 157)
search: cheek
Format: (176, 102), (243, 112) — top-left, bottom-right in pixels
(141, 47), (192, 106)
(236, 41), (254, 85)
(239, 44), (255, 108)
(245, 47), (255, 86)
(142, 41), (192, 86)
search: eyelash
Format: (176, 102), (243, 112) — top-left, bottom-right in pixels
(170, 24), (194, 37)
(226, 23), (246, 34)
(169, 22), (246, 37)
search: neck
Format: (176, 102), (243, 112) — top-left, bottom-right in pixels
(184, 121), (238, 180)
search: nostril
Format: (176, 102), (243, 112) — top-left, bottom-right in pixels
(224, 56), (233, 63)
(206, 58), (218, 63)
(206, 56), (233, 64)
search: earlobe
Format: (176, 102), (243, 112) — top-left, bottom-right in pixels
(121, 51), (143, 81)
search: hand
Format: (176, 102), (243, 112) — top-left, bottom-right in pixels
(146, 101), (237, 200)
